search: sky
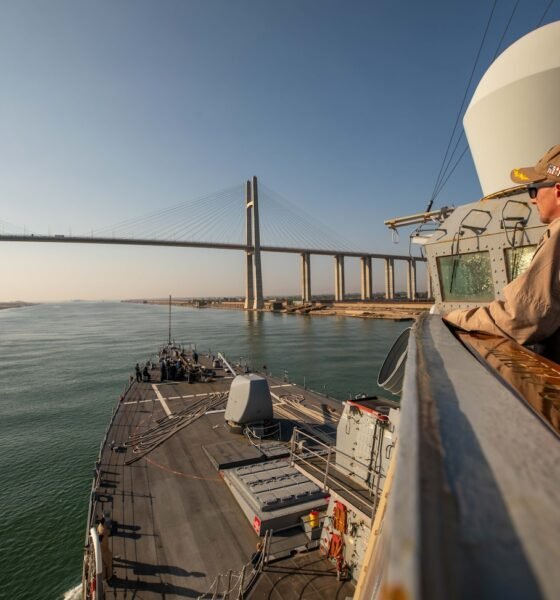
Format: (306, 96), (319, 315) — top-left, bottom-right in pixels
(1, 0), (559, 301)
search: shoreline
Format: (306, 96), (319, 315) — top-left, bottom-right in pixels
(123, 298), (432, 321)
(0, 302), (37, 310)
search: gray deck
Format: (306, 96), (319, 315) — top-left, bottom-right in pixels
(90, 358), (355, 599)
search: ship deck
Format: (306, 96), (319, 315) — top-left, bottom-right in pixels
(90, 355), (355, 599)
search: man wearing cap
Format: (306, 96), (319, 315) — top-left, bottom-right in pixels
(444, 144), (560, 362)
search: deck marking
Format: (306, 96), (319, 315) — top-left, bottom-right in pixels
(270, 384), (295, 389)
(124, 398), (156, 405)
(168, 395), (181, 400)
(152, 384), (172, 417)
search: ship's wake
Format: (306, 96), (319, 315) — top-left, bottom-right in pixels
(62, 584), (81, 600)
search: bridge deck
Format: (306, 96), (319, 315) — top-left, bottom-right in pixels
(91, 357), (355, 599)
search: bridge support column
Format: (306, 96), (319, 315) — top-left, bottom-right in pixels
(301, 253), (311, 303)
(244, 180), (254, 310)
(406, 259), (417, 300)
(427, 265), (434, 301)
(384, 258), (394, 300)
(251, 176), (264, 310)
(334, 255), (345, 302)
(360, 257), (372, 301)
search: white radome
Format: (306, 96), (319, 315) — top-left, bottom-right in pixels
(464, 21), (560, 195)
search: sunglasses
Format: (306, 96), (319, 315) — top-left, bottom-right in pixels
(527, 181), (556, 199)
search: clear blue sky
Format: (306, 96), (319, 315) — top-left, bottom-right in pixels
(1, 0), (558, 301)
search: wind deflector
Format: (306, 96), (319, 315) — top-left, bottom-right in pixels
(377, 328), (411, 396)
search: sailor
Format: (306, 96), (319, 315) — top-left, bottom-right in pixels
(444, 144), (560, 363)
(135, 363), (141, 382)
(97, 518), (114, 581)
(251, 541), (263, 568)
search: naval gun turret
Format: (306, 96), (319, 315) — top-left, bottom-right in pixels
(224, 374), (273, 431)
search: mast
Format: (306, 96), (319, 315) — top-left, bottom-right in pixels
(168, 294), (172, 345)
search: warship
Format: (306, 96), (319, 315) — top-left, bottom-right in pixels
(82, 22), (560, 600)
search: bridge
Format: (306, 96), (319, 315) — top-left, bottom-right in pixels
(0, 177), (428, 308)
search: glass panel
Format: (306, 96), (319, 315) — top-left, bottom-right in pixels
(437, 251), (494, 302)
(504, 245), (537, 282)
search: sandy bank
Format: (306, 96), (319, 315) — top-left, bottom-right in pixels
(124, 299), (431, 321)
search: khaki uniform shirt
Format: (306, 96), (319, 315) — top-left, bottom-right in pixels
(444, 217), (560, 361)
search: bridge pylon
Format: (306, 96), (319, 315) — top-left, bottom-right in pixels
(245, 176), (264, 310)
(244, 180), (254, 310)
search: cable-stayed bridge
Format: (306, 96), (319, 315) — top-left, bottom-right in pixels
(0, 177), (428, 307)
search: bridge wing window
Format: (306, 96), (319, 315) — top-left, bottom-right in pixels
(504, 245), (537, 282)
(437, 251), (494, 302)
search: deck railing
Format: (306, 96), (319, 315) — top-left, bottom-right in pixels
(289, 427), (386, 518)
(244, 421), (282, 451)
(197, 529), (272, 599)
(84, 374), (135, 546)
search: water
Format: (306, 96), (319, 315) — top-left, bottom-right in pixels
(0, 302), (408, 599)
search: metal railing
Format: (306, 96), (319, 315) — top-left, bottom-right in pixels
(244, 421), (282, 452)
(289, 428), (386, 518)
(197, 530), (272, 599)
(84, 374), (135, 546)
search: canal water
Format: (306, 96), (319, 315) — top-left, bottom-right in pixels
(0, 302), (409, 599)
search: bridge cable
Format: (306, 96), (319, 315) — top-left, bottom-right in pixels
(88, 184), (244, 240)
(130, 187), (242, 241)
(157, 188), (243, 243)
(157, 187), (243, 243)
(259, 184), (358, 252)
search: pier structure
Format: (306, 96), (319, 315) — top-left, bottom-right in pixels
(334, 255), (345, 302)
(426, 266), (434, 300)
(406, 258), (417, 300)
(360, 256), (373, 301)
(301, 253), (311, 303)
(384, 258), (395, 300)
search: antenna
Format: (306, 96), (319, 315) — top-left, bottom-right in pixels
(168, 295), (172, 345)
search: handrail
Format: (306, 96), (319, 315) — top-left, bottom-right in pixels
(197, 530), (272, 599)
(290, 428), (387, 517)
(244, 421), (282, 452)
(83, 527), (104, 600)
(84, 374), (135, 546)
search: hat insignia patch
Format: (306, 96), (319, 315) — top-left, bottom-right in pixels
(512, 168), (529, 181)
